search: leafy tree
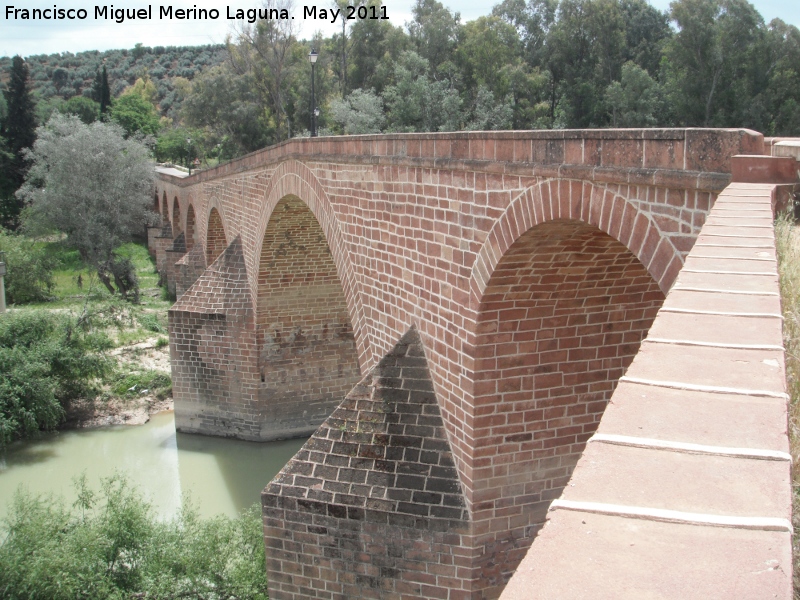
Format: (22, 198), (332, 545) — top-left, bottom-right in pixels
(1, 56), (38, 229)
(91, 65), (111, 115)
(466, 85), (514, 130)
(619, 0), (671, 76)
(228, 0), (300, 141)
(348, 0), (408, 93)
(457, 16), (521, 100)
(182, 65), (272, 156)
(61, 95), (101, 124)
(110, 92), (161, 137)
(662, 0), (764, 126)
(606, 61), (663, 126)
(0, 476), (270, 597)
(0, 229), (56, 303)
(52, 67), (69, 95)
(408, 0), (462, 75)
(329, 88), (386, 134)
(384, 51), (462, 132)
(18, 114), (156, 301)
(156, 126), (206, 164)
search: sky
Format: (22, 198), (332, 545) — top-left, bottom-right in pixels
(0, 0), (798, 59)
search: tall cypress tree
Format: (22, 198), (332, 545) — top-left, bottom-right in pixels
(91, 65), (111, 116)
(1, 56), (37, 229)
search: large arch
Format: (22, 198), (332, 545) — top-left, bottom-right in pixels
(254, 159), (370, 373)
(206, 207), (227, 265)
(255, 194), (363, 438)
(465, 181), (668, 596)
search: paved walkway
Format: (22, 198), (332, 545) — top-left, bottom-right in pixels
(500, 182), (792, 599)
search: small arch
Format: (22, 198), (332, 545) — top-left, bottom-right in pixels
(153, 190), (159, 214)
(172, 196), (182, 236)
(185, 204), (196, 250)
(161, 191), (169, 223)
(206, 207), (227, 265)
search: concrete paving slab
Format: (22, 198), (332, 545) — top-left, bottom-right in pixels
(689, 245), (776, 260)
(694, 234), (774, 247)
(500, 511), (792, 600)
(674, 271), (779, 293)
(624, 342), (785, 396)
(682, 256), (777, 274)
(560, 442), (790, 519)
(698, 225), (775, 238)
(660, 288), (781, 315)
(646, 311), (781, 347)
(600, 380), (789, 452)
(703, 216), (775, 228)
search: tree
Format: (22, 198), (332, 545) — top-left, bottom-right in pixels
(18, 114), (156, 301)
(61, 95), (101, 124)
(408, 0), (462, 75)
(92, 65), (111, 115)
(1, 56), (37, 229)
(606, 61), (662, 126)
(329, 88), (385, 134)
(384, 51), (462, 132)
(110, 92), (161, 138)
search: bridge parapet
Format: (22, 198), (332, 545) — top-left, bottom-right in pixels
(153, 129), (789, 598)
(500, 182), (792, 599)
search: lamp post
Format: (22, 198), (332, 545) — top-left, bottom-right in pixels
(308, 48), (318, 137)
(186, 138), (192, 176)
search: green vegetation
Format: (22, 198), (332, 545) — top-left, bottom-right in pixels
(775, 213), (800, 589)
(0, 311), (111, 447)
(0, 475), (269, 599)
(19, 115), (156, 301)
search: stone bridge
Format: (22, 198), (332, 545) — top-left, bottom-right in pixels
(154, 129), (797, 599)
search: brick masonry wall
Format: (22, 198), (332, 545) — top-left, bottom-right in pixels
(158, 130), (763, 596)
(263, 328), (472, 600)
(470, 220), (663, 595)
(169, 237), (262, 438)
(257, 196), (362, 439)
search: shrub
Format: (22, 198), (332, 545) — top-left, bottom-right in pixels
(0, 475), (270, 599)
(0, 230), (56, 304)
(0, 311), (111, 447)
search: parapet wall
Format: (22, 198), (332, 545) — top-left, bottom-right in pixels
(500, 182), (792, 599)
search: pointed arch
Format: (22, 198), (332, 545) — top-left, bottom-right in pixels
(172, 196), (182, 236)
(469, 180), (681, 309)
(206, 207), (227, 266)
(254, 159), (369, 372)
(185, 204), (196, 250)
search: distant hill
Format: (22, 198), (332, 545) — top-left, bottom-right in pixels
(0, 44), (228, 120)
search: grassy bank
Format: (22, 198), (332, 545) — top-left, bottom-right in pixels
(1, 238), (173, 446)
(774, 213), (800, 592)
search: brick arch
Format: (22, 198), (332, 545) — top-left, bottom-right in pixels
(161, 191), (168, 222)
(467, 214), (666, 596)
(172, 196), (182, 235)
(153, 190), (159, 213)
(469, 180), (680, 308)
(206, 206), (228, 266)
(254, 159), (369, 371)
(254, 195), (364, 437)
(185, 203), (196, 250)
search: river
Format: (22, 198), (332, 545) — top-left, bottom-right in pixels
(0, 411), (307, 520)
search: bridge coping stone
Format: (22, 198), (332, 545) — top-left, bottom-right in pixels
(499, 182), (792, 599)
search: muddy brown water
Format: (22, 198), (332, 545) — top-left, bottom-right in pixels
(0, 411), (306, 520)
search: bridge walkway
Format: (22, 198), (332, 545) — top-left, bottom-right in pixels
(500, 182), (792, 599)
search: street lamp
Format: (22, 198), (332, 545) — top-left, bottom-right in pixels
(308, 48), (318, 137)
(186, 138), (192, 176)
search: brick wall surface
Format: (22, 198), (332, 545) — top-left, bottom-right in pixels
(257, 196), (362, 439)
(157, 130), (766, 597)
(263, 327), (472, 600)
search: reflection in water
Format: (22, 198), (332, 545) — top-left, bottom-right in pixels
(0, 412), (306, 520)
